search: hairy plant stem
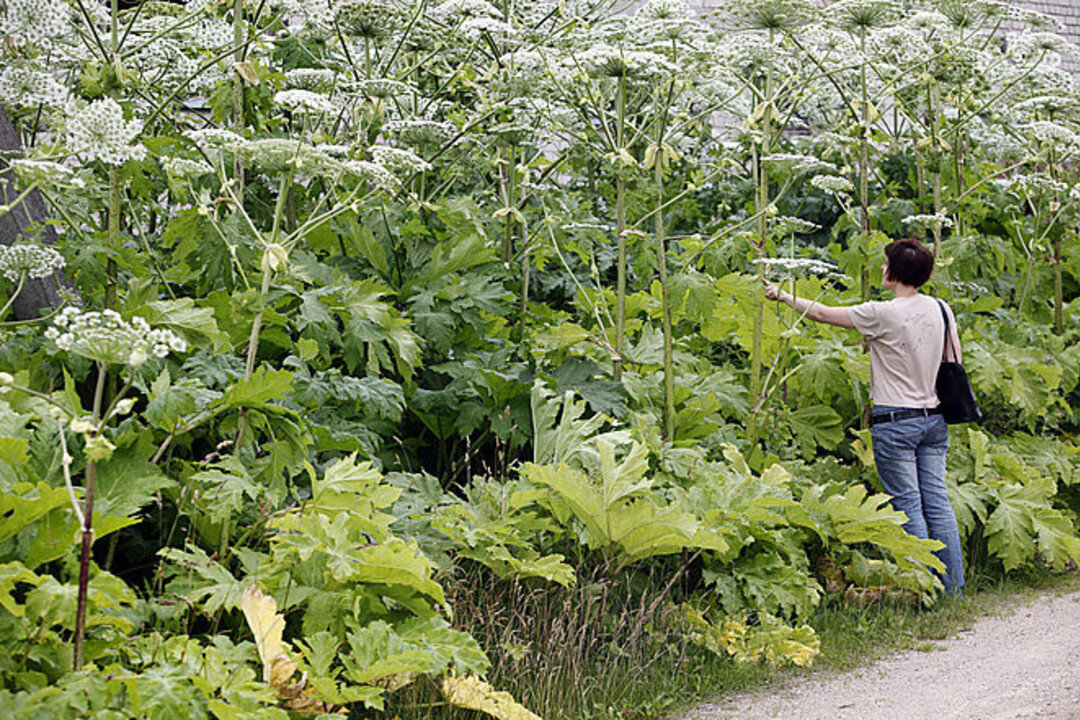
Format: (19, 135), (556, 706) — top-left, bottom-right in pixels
(614, 74), (627, 381)
(229, 175), (289, 555)
(855, 30), (875, 431)
(73, 361), (107, 671)
(1053, 237), (1064, 333)
(500, 146), (516, 263)
(747, 31), (775, 446)
(1017, 197), (1071, 316)
(102, 165), (121, 299)
(929, 83), (943, 257)
(517, 218), (530, 344)
(0, 274), (25, 320)
(858, 29), (871, 303)
(232, 0), (246, 197)
(1049, 142), (1065, 335)
(654, 128), (674, 442)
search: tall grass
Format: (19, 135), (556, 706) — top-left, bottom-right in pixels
(378, 563), (1078, 720)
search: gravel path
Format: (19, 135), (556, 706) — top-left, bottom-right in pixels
(682, 589), (1080, 720)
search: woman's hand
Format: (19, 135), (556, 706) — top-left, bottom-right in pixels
(760, 278), (855, 328)
(763, 280), (785, 302)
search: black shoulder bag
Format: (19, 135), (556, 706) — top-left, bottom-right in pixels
(935, 300), (981, 424)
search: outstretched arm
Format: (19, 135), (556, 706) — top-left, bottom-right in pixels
(763, 282), (855, 329)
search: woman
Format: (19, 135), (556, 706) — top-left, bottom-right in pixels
(763, 238), (964, 595)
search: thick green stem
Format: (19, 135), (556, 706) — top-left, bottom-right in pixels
(655, 137), (674, 442)
(233, 174), (289, 450)
(748, 33), (775, 443)
(517, 221), (530, 344)
(500, 146), (515, 263)
(858, 30), (871, 303)
(0, 275), (25, 320)
(228, 261), (272, 556)
(232, 0), (246, 197)
(104, 165), (121, 310)
(930, 84), (943, 257)
(614, 75), (627, 381)
(1053, 237), (1064, 334)
(73, 361), (108, 671)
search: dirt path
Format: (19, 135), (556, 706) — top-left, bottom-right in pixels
(682, 589), (1080, 720)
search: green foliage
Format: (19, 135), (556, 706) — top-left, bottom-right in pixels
(0, 0), (1078, 717)
(949, 429), (1080, 572)
(683, 606), (821, 668)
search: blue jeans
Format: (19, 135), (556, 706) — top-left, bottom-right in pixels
(871, 406), (965, 595)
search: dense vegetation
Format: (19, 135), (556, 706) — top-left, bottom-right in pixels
(0, 0), (1078, 718)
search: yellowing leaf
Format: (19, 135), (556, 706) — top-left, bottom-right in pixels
(269, 654), (299, 689)
(442, 675), (543, 720)
(240, 585), (344, 715)
(241, 585), (287, 685)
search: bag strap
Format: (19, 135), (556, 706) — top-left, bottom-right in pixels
(936, 299), (957, 362)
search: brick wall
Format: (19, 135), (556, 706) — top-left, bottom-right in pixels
(624, 0), (1080, 72)
(1013, 1), (1080, 72)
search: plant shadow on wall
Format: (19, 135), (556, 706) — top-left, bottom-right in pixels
(0, 0), (1079, 718)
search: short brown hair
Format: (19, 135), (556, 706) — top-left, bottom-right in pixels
(884, 238), (934, 287)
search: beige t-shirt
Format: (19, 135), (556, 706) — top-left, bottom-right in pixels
(849, 294), (957, 408)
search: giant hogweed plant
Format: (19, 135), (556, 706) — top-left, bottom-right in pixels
(0, 0), (1078, 718)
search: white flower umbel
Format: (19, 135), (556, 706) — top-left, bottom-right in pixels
(825, 0), (899, 30)
(1021, 121), (1079, 147)
(762, 153), (837, 174)
(810, 174), (854, 194)
(8, 158), (74, 185)
(432, 0), (500, 18)
(0, 244), (65, 283)
(384, 119), (457, 146)
(1011, 94), (1080, 116)
(0, 0), (70, 48)
(285, 68), (339, 91)
(754, 257), (841, 278)
(163, 157), (213, 180)
(1008, 32), (1073, 63)
(369, 145), (431, 174)
(333, 0), (408, 39)
(772, 216), (821, 235)
(66, 99), (146, 166)
(460, 17), (516, 40)
(637, 0), (694, 20)
(243, 139), (341, 175)
(714, 33), (797, 79)
(344, 160), (399, 191)
(720, 0), (817, 31)
(0, 64), (67, 108)
(314, 144), (352, 157)
(184, 128), (248, 151)
(1007, 173), (1069, 196)
(44, 308), (186, 366)
(575, 43), (679, 80)
(355, 78), (415, 98)
(274, 89), (337, 114)
(908, 11), (949, 33)
(902, 214), (954, 231)
(130, 39), (197, 92)
(187, 18), (234, 52)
